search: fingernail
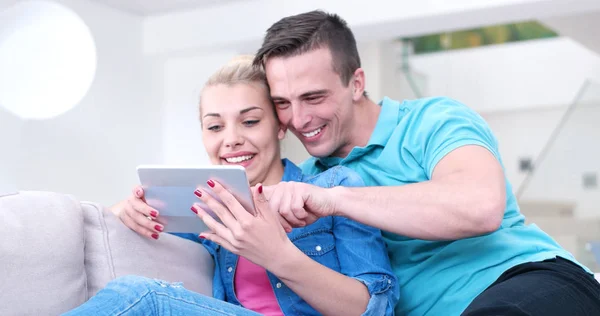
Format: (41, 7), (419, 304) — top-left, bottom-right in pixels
(190, 206), (198, 214)
(194, 190), (202, 198)
(136, 189), (143, 197)
(258, 184), (263, 194)
(150, 210), (158, 217)
(151, 233), (159, 240)
(154, 225), (163, 232)
(207, 179), (215, 188)
(198, 235), (206, 239)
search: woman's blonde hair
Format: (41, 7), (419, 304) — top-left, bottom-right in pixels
(204, 55), (268, 88)
(199, 55), (271, 118)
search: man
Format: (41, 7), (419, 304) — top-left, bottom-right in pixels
(256, 10), (600, 316)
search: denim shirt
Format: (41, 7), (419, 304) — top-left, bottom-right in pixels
(187, 159), (399, 315)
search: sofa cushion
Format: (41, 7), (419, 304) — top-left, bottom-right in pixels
(0, 191), (87, 316)
(82, 202), (214, 298)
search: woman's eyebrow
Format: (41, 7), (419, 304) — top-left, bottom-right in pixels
(239, 106), (263, 114)
(203, 106), (263, 118)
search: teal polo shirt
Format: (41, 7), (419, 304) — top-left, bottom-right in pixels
(301, 96), (583, 316)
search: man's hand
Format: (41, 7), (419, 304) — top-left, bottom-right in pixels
(262, 182), (337, 230)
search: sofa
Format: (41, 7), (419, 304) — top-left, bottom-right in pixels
(0, 191), (214, 316)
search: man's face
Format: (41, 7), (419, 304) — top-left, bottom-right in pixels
(265, 47), (360, 158)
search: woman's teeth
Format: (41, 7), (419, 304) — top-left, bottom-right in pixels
(302, 127), (322, 138)
(225, 155), (254, 163)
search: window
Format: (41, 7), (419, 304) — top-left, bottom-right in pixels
(402, 21), (558, 55)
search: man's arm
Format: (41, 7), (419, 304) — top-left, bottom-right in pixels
(329, 145), (506, 240)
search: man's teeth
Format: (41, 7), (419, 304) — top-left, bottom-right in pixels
(225, 155), (254, 163)
(302, 127), (322, 138)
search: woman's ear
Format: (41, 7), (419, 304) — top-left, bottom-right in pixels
(277, 122), (287, 140)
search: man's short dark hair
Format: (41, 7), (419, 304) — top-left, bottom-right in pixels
(254, 10), (362, 88)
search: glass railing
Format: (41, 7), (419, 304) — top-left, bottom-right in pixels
(517, 79), (600, 272)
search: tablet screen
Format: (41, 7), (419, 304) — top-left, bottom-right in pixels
(138, 165), (254, 233)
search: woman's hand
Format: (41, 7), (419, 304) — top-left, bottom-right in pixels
(192, 180), (294, 269)
(110, 185), (164, 240)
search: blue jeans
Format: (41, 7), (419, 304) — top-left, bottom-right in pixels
(63, 275), (261, 316)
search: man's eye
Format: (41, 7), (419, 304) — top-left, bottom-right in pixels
(274, 101), (290, 109)
(306, 96), (324, 103)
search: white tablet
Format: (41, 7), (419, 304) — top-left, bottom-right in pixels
(137, 164), (255, 233)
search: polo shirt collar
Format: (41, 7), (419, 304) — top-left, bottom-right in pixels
(367, 96), (402, 147)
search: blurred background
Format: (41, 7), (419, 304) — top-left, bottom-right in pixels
(1, 0), (599, 270)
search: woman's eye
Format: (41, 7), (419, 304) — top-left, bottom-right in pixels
(244, 120), (259, 126)
(207, 125), (222, 132)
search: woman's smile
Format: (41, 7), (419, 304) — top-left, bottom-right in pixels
(221, 151), (257, 168)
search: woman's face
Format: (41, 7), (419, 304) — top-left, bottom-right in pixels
(201, 83), (285, 186)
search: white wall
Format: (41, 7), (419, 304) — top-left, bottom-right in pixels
(357, 40), (405, 103)
(0, 0), (23, 194)
(406, 37), (600, 113)
(482, 107), (565, 192)
(530, 100), (600, 219)
(0, 0), (162, 205)
(0, 110), (22, 194)
(356, 37), (600, 112)
(162, 51), (237, 165)
(543, 12), (600, 56)
(482, 96), (600, 218)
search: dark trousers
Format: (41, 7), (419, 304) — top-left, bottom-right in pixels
(462, 257), (600, 316)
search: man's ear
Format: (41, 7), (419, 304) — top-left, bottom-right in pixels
(277, 122), (287, 140)
(351, 68), (366, 101)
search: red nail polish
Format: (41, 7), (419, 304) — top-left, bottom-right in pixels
(190, 206), (198, 214)
(151, 233), (159, 240)
(207, 179), (215, 188)
(198, 235), (206, 239)
(150, 210), (158, 217)
(194, 190), (202, 198)
(155, 225), (163, 232)
(258, 184), (263, 194)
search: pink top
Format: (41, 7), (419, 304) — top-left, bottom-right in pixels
(234, 257), (284, 316)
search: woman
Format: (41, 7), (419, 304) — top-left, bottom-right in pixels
(64, 56), (398, 316)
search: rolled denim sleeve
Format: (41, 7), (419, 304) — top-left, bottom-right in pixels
(334, 171), (400, 316)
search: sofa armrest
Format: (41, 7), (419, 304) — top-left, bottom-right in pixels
(82, 201), (214, 298)
(0, 191), (87, 316)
